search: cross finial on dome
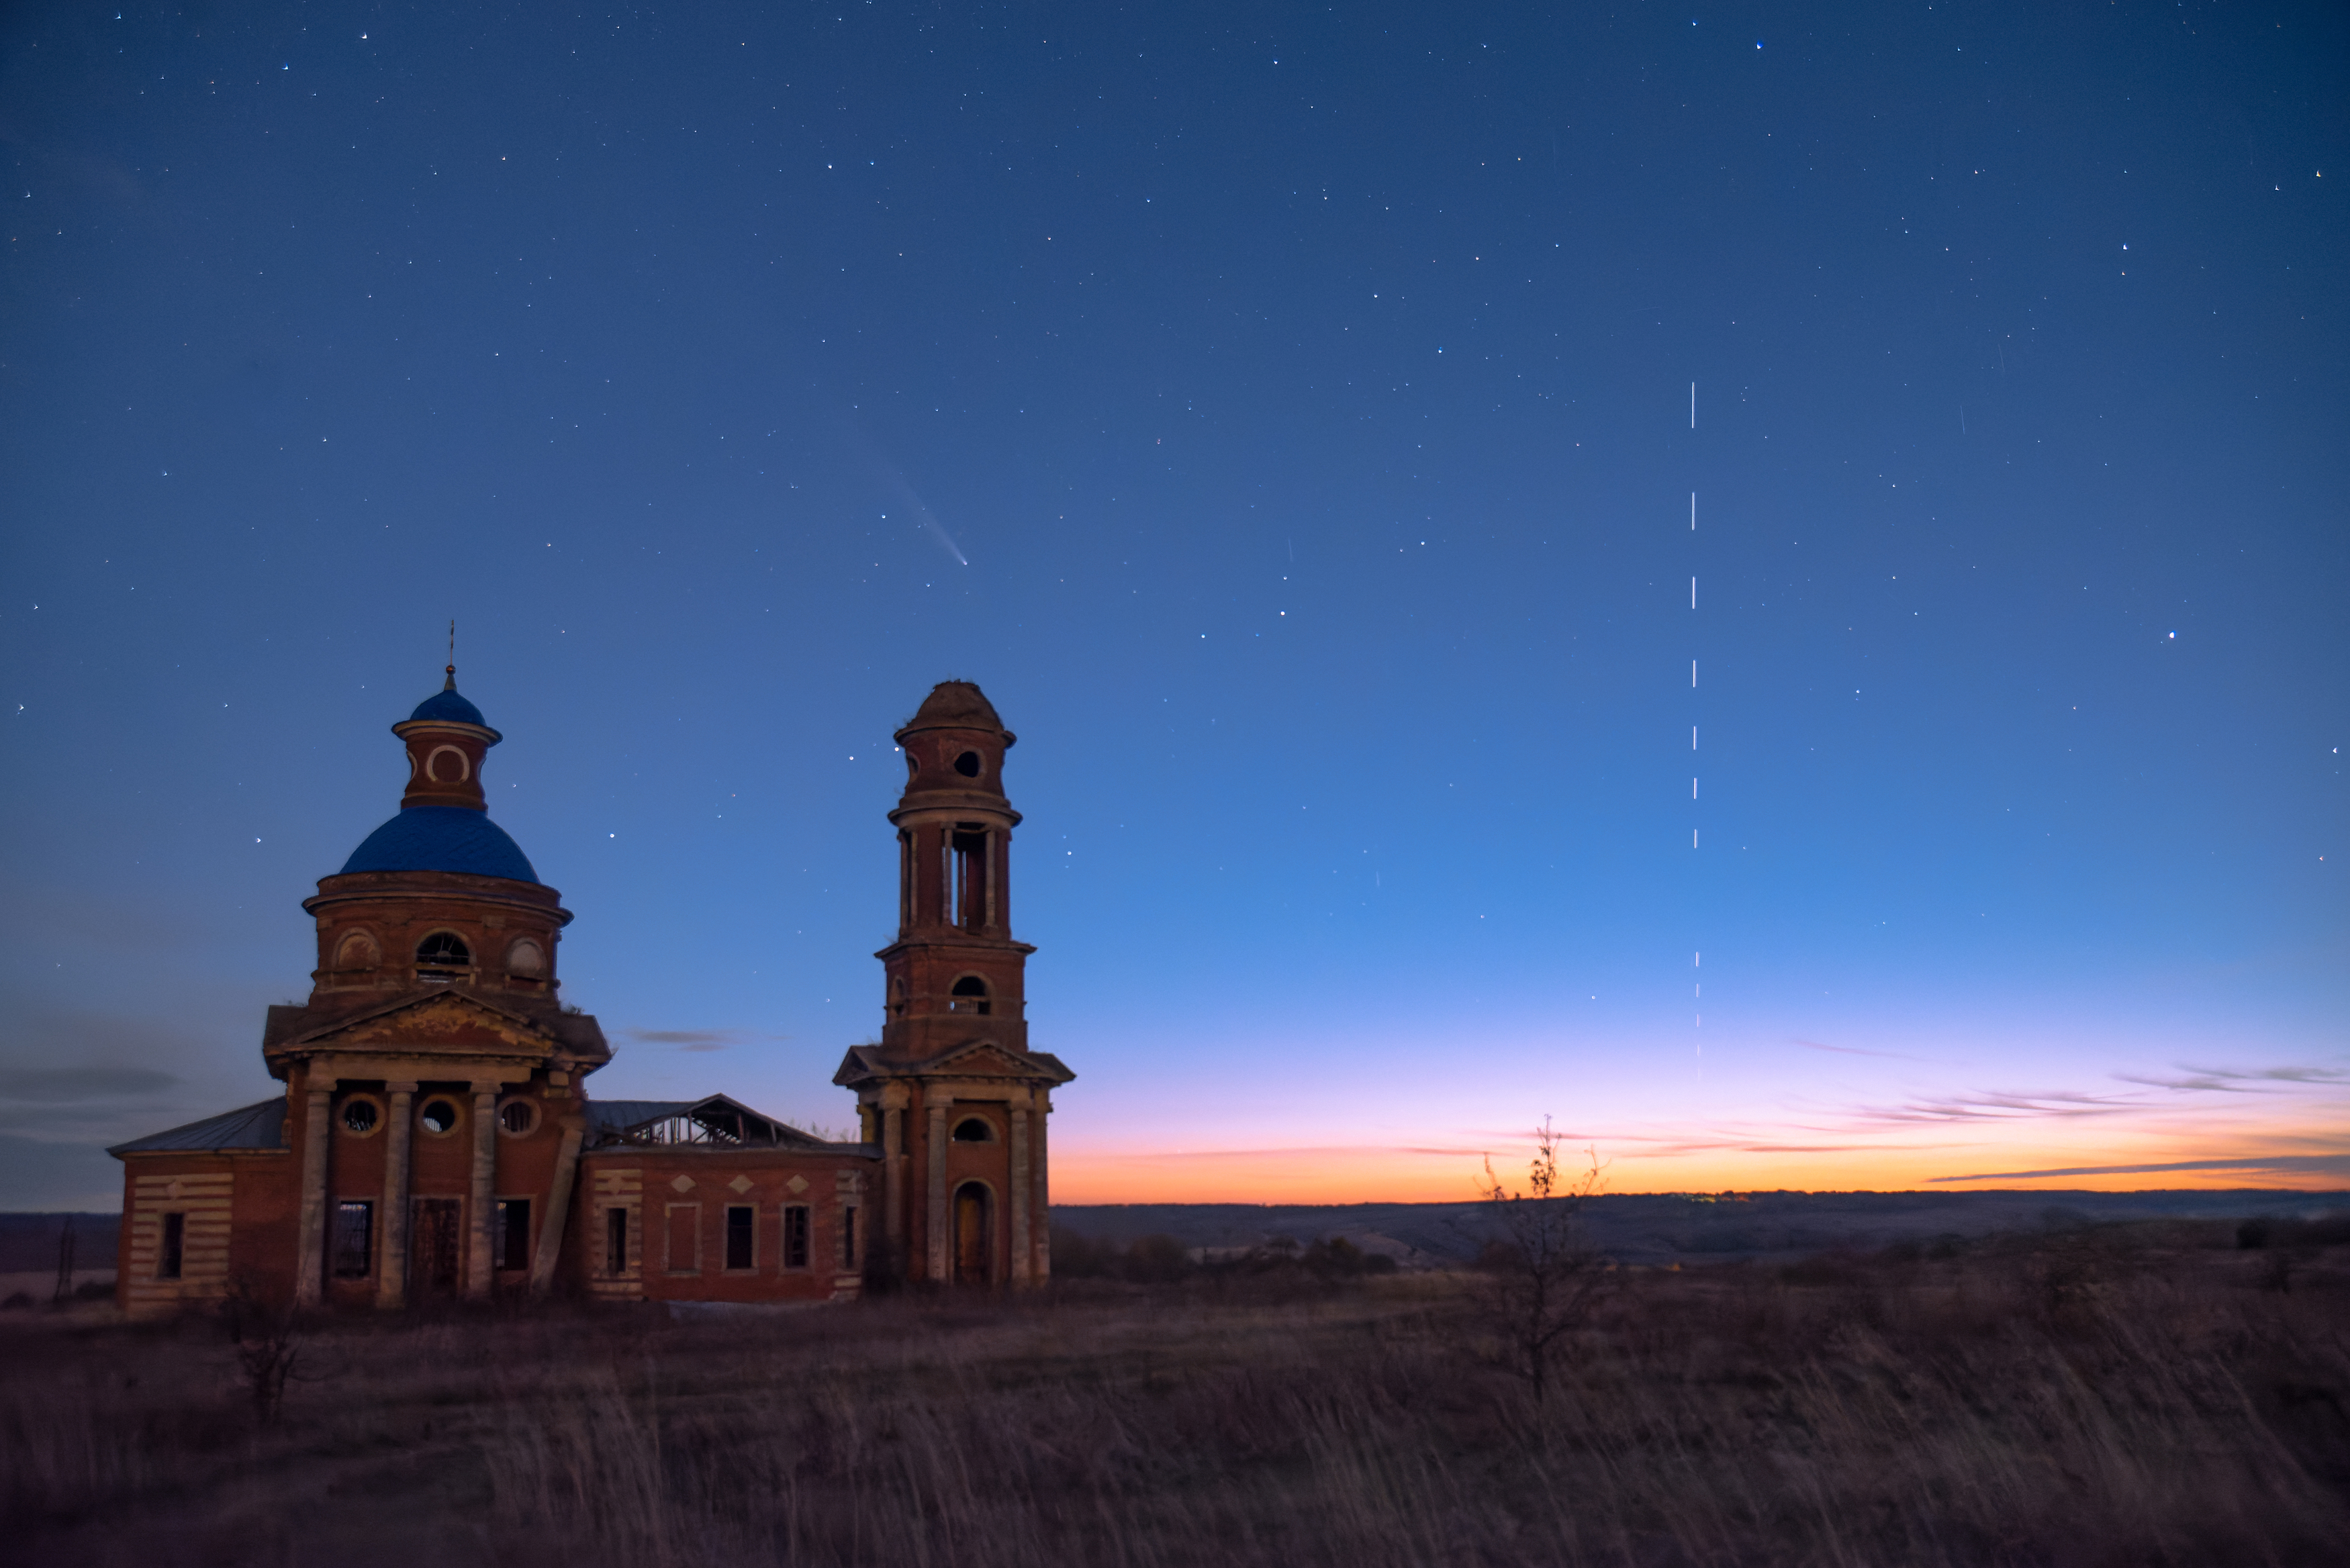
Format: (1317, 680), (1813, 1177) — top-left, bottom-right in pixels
(445, 618), (457, 690)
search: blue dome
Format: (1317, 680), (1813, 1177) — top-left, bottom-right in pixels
(340, 806), (540, 883)
(409, 686), (488, 727)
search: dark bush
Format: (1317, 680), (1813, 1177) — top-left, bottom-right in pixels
(1781, 1251), (1866, 1287)
(1047, 1225), (1114, 1279)
(1473, 1239), (1520, 1273)
(1119, 1234), (1193, 1285)
(1046, 1228), (1194, 1284)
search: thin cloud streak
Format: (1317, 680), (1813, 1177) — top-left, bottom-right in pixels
(1932, 1153), (2350, 1183)
(624, 1028), (779, 1054)
(1794, 1038), (1926, 1062)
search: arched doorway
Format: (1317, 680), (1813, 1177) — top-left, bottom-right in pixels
(953, 1181), (992, 1285)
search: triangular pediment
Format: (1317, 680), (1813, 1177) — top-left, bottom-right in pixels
(833, 1037), (1075, 1088)
(289, 989), (555, 1053)
(930, 1042), (1035, 1078)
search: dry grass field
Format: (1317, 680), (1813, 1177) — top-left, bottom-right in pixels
(3, 1220), (2345, 1567)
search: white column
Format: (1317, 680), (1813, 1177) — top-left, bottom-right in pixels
(1009, 1104), (1032, 1285)
(376, 1082), (415, 1310)
(465, 1085), (498, 1300)
(293, 1080), (332, 1308)
(529, 1112), (585, 1297)
(882, 1101), (905, 1248)
(1034, 1095), (1052, 1282)
(927, 1099), (949, 1283)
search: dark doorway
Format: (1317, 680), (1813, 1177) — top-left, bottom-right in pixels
(953, 1182), (991, 1285)
(605, 1207), (629, 1275)
(497, 1198), (532, 1273)
(412, 1198), (462, 1296)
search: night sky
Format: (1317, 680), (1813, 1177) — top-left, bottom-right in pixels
(4, 2), (2344, 1210)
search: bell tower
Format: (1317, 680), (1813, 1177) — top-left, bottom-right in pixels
(836, 682), (1072, 1287)
(880, 682), (1031, 1059)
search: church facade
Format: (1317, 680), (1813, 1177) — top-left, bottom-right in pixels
(109, 676), (1072, 1317)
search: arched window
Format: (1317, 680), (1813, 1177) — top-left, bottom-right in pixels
(949, 975), (990, 1016)
(505, 938), (546, 986)
(415, 931), (471, 978)
(334, 931), (379, 971)
(953, 1117), (995, 1142)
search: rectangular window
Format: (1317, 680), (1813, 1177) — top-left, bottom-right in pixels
(842, 1206), (858, 1270)
(724, 1206), (755, 1271)
(782, 1205), (811, 1270)
(331, 1200), (373, 1279)
(665, 1204), (700, 1273)
(158, 1212), (185, 1280)
(606, 1207), (630, 1275)
(498, 1198), (532, 1271)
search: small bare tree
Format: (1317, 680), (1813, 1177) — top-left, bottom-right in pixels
(1473, 1117), (1612, 1406)
(223, 1283), (310, 1425)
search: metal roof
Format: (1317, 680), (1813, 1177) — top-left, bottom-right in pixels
(339, 805), (540, 883)
(585, 1094), (859, 1151)
(109, 1098), (287, 1156)
(408, 683), (489, 728)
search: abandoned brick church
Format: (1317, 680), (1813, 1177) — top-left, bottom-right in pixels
(109, 675), (1073, 1317)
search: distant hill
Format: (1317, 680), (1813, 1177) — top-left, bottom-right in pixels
(0, 1214), (120, 1273)
(11, 1192), (2343, 1281)
(1051, 1189), (2350, 1267)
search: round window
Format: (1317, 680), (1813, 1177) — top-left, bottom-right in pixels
(953, 750), (982, 777)
(498, 1099), (538, 1136)
(418, 1098), (460, 1135)
(340, 1097), (381, 1136)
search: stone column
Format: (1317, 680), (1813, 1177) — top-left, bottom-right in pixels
(529, 1112), (585, 1297)
(984, 829), (999, 931)
(376, 1082), (416, 1310)
(995, 828), (1011, 933)
(1009, 1102), (1032, 1285)
(293, 1078), (332, 1308)
(927, 1097), (949, 1283)
(882, 1098), (905, 1249)
(1034, 1093), (1052, 1282)
(465, 1085), (499, 1300)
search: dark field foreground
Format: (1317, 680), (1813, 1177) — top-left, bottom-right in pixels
(5, 1226), (2347, 1567)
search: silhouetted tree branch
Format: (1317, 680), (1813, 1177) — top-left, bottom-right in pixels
(1474, 1116), (1612, 1407)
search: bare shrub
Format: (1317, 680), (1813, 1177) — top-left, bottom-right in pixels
(222, 1285), (309, 1426)
(1471, 1116), (1614, 1406)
